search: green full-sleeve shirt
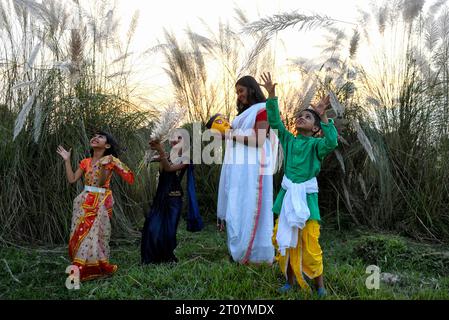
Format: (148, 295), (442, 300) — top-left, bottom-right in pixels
(266, 97), (338, 221)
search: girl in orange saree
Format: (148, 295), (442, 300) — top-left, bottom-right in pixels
(57, 131), (134, 281)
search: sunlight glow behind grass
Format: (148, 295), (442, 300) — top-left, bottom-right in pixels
(113, 0), (364, 106)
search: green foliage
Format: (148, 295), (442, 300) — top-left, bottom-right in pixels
(1, 224), (448, 299)
(353, 235), (409, 268)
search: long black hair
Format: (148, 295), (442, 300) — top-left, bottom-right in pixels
(235, 75), (266, 115)
(89, 130), (121, 157)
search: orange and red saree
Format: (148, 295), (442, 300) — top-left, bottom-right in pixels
(68, 156), (134, 281)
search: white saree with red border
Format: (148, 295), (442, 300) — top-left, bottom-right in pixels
(217, 102), (277, 264)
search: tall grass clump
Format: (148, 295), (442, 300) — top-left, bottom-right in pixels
(245, 0), (449, 241)
(0, 0), (156, 244)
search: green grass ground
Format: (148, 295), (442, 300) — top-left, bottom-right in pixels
(1, 221), (448, 299)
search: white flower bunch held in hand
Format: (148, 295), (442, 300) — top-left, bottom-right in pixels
(150, 105), (185, 143)
(145, 105), (185, 164)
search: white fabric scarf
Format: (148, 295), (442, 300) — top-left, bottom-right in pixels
(276, 175), (318, 255)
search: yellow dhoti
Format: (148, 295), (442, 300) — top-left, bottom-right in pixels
(272, 219), (323, 290)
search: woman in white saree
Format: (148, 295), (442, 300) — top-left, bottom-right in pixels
(217, 75), (278, 264)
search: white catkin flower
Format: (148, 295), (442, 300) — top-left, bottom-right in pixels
(143, 149), (153, 165)
(12, 80), (36, 90)
(334, 149), (346, 174)
(145, 105), (185, 165)
(26, 42), (41, 72)
(301, 81), (317, 111)
(13, 85), (40, 140)
(329, 91), (345, 118)
(33, 100), (42, 143)
(149, 105), (185, 142)
(353, 120), (376, 163)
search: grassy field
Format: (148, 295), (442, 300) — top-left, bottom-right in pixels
(1, 220), (448, 300)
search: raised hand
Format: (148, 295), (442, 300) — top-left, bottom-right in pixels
(149, 140), (166, 157)
(56, 145), (71, 161)
(311, 95), (331, 117)
(150, 154), (162, 162)
(259, 72), (277, 98)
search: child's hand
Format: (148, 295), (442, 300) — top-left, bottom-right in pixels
(149, 140), (166, 157)
(150, 154), (162, 162)
(311, 95), (331, 117)
(259, 72), (277, 98)
(151, 152), (169, 162)
(57, 145), (71, 161)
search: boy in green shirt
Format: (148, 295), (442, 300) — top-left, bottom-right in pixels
(259, 72), (338, 297)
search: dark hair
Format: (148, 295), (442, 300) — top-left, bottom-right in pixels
(235, 75), (266, 115)
(89, 130), (121, 157)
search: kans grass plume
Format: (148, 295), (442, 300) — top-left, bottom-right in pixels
(242, 11), (338, 37)
(144, 105), (186, 164)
